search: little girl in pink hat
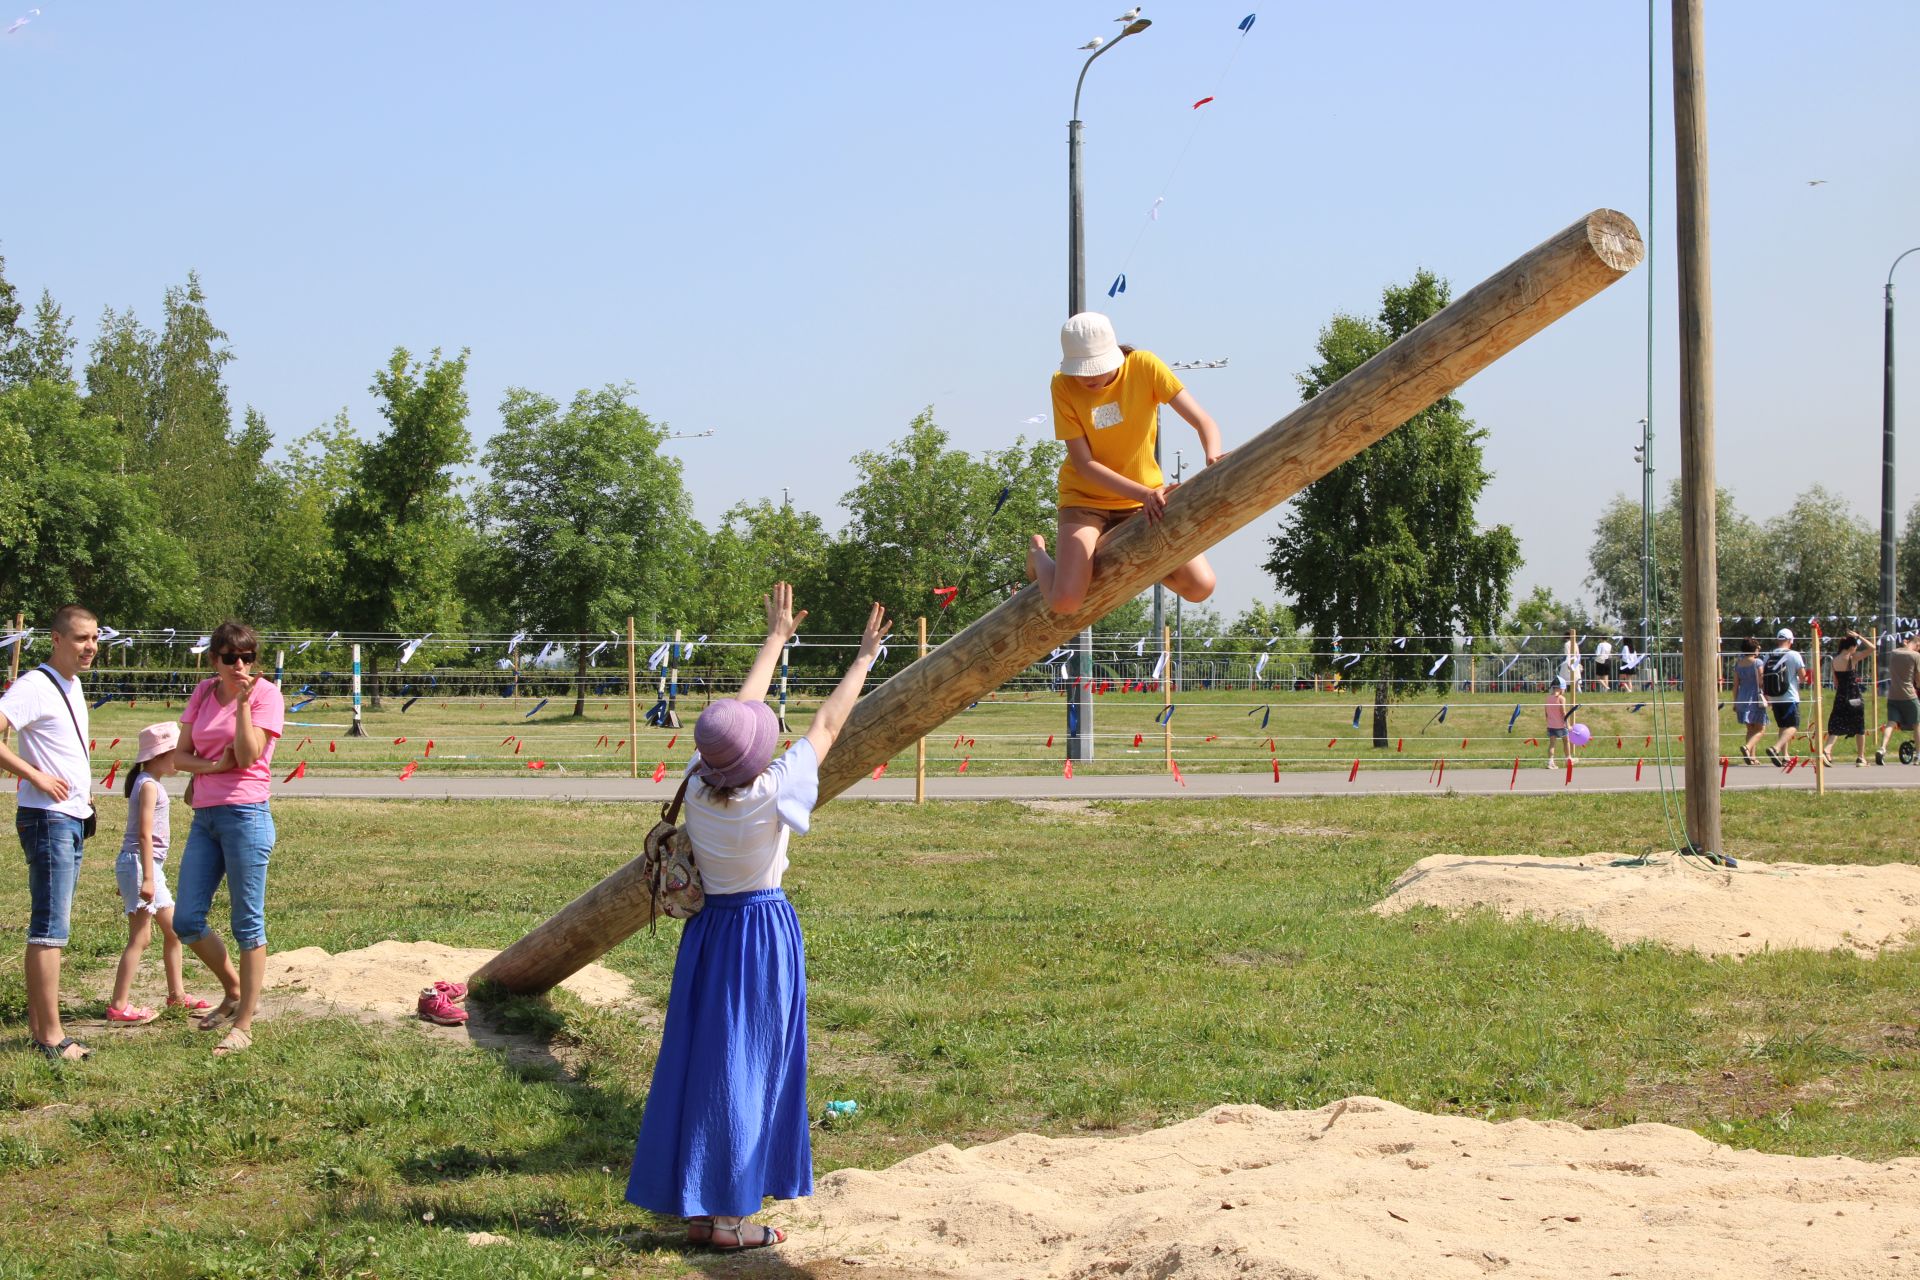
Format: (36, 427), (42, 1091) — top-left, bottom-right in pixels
(104, 722), (211, 1025)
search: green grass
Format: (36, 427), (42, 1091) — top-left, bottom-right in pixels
(78, 683), (1852, 779)
(4, 789), (1920, 1277)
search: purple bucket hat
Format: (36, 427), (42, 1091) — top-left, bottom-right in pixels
(693, 698), (779, 788)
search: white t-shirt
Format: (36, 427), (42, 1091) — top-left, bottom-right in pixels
(683, 737), (820, 894)
(0, 666), (92, 819)
(1594, 641), (1614, 664)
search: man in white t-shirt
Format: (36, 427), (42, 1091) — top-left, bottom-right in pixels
(0, 605), (99, 1062)
(1593, 638), (1615, 690)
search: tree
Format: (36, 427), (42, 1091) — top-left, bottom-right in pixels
(822, 409), (1063, 635)
(83, 306), (158, 447)
(254, 411), (362, 628)
(1263, 271), (1521, 744)
(1761, 485), (1878, 619)
(691, 499), (833, 643)
(1900, 496), (1920, 626)
(26, 291), (75, 386)
(1587, 482), (1771, 631)
(0, 252), (28, 387)
(0, 380), (197, 624)
(329, 347), (474, 707)
(474, 385), (699, 715)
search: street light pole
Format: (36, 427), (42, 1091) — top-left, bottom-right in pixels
(1884, 248), (1919, 662)
(1064, 16), (1151, 763)
(1635, 416), (1652, 641)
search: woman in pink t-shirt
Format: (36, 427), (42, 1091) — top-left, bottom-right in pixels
(170, 619), (286, 1056)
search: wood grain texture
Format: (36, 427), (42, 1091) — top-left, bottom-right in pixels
(817, 209), (1644, 805)
(473, 208), (1645, 994)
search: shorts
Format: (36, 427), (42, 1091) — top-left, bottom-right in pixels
(17, 808), (85, 948)
(1059, 505), (1138, 537)
(1889, 698), (1920, 732)
(1547, 727), (1569, 739)
(114, 850), (175, 915)
(1772, 701), (1800, 729)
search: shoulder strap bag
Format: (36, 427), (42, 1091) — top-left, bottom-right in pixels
(641, 774), (703, 927)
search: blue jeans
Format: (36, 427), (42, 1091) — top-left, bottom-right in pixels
(174, 803), (275, 951)
(17, 809), (85, 947)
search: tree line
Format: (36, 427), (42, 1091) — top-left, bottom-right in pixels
(3, 254), (1908, 701)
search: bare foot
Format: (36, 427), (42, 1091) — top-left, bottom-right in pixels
(1026, 534), (1049, 583)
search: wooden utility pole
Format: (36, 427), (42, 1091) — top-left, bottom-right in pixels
(915, 617), (927, 804)
(626, 616), (638, 780)
(472, 209), (1645, 996)
(1810, 625), (1827, 795)
(1672, 0), (1723, 857)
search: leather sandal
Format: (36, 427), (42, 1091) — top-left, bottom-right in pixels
(212, 1028), (252, 1057)
(710, 1222), (785, 1251)
(197, 999), (239, 1031)
(33, 1037), (90, 1062)
(686, 1217), (714, 1245)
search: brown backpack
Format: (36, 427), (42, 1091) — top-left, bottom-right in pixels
(642, 775), (704, 926)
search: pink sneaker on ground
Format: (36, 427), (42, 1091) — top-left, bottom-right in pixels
(417, 988), (469, 1026)
(433, 980), (468, 1004)
(168, 996), (214, 1012)
(106, 1005), (159, 1025)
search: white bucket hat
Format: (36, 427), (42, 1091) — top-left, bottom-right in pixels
(1059, 312), (1123, 378)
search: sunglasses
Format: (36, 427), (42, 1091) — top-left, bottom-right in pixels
(216, 651), (257, 666)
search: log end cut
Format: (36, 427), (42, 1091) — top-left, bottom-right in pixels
(1585, 209), (1645, 273)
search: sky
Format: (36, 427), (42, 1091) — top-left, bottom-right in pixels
(3, 1), (1916, 622)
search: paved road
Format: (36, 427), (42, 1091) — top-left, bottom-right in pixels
(124, 758), (1920, 803)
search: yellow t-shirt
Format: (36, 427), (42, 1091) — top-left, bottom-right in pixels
(1050, 350), (1184, 510)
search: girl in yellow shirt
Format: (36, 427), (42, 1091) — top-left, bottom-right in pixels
(1027, 312), (1227, 614)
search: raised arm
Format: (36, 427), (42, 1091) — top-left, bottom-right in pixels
(1166, 388), (1227, 464)
(738, 581), (807, 704)
(804, 602), (891, 763)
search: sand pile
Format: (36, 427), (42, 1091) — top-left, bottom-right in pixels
(1372, 853), (1920, 957)
(264, 939), (634, 1017)
(780, 1097), (1920, 1279)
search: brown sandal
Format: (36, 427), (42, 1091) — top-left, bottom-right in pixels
(212, 1028), (252, 1057)
(197, 999), (239, 1031)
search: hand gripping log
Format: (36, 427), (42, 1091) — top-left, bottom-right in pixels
(474, 209), (1644, 994)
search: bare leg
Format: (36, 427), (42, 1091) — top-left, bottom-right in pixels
(187, 933), (242, 1019)
(1159, 554), (1217, 604)
(110, 912), (153, 1011)
(1038, 522), (1100, 615)
(157, 908), (187, 1003)
(231, 946), (266, 1034)
(1743, 721), (1765, 760)
(25, 945), (64, 1047)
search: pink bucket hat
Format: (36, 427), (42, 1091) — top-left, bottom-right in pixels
(692, 698), (778, 788)
(134, 721), (179, 764)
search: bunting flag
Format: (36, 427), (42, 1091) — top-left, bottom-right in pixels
(425, 740), (434, 758)
(1171, 760), (1186, 786)
(1509, 758), (1519, 791)
(1636, 758), (1644, 781)
(524, 698), (549, 719)
(647, 643), (671, 670)
(872, 763), (887, 781)
(102, 760), (120, 790)
(1348, 759), (1360, 782)
(527, 760), (548, 770)
(1156, 704), (1175, 725)
(393, 736), (407, 745)
(284, 761), (307, 783)
(1351, 705), (1362, 728)
(398, 762), (418, 781)
(933, 586), (960, 610)
(1506, 705), (1523, 733)
(652, 761), (667, 783)
(1063, 759), (1073, 780)
(401, 696), (421, 713)
(399, 634), (431, 665)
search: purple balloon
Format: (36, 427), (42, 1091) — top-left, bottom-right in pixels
(1568, 723), (1593, 747)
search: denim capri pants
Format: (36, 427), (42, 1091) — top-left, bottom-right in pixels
(173, 802), (275, 951)
(17, 808), (85, 948)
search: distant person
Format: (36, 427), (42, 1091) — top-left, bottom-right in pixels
(1592, 636), (1614, 690)
(0, 605), (100, 1062)
(170, 619), (286, 1057)
(1544, 678), (1575, 769)
(1876, 631), (1920, 766)
(1821, 631), (1869, 767)
(1617, 640), (1640, 693)
(627, 584), (890, 1252)
(1559, 628), (1582, 694)
(1732, 636), (1768, 765)
(1026, 313), (1225, 615)
(1761, 629), (1806, 767)
(105, 723), (211, 1024)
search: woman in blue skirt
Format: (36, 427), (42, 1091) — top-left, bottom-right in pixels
(628, 582), (890, 1252)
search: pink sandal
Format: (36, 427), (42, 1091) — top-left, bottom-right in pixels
(106, 1005), (159, 1026)
(168, 996), (214, 1012)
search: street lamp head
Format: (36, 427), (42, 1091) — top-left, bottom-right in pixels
(1123, 18), (1152, 35)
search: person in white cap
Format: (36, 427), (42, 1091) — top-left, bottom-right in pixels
(1027, 312), (1228, 615)
(1761, 628), (1806, 766)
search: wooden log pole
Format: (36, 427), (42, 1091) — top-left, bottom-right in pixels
(915, 617), (927, 804)
(473, 208), (1644, 994)
(1672, 0), (1723, 856)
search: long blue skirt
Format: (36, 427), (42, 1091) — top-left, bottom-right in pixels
(626, 888), (812, 1218)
